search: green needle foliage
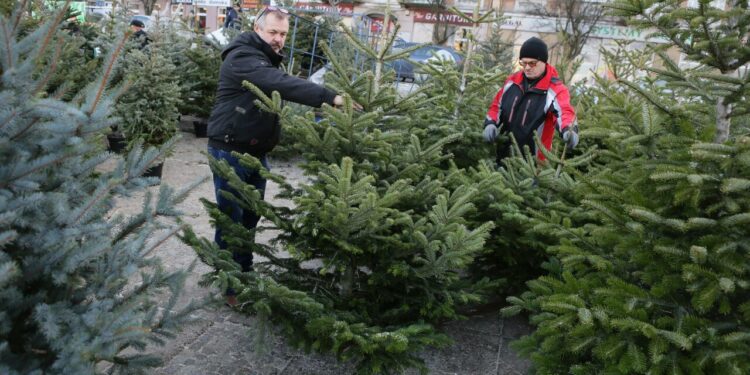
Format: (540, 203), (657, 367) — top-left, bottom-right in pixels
(0, 4), (202, 374)
(502, 2), (750, 373)
(185, 24), (509, 374)
(113, 46), (182, 151)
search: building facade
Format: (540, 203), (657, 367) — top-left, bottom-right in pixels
(87, 0), (703, 82)
(286, 0), (679, 81)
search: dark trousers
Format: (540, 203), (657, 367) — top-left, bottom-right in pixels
(207, 145), (268, 276)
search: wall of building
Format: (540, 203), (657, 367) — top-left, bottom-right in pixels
(290, 0), (675, 82)
(89, 0), (691, 82)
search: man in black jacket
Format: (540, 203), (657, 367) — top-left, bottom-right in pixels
(129, 19), (149, 49)
(207, 7), (347, 304)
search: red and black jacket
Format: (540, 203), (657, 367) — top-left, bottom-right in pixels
(485, 64), (576, 161)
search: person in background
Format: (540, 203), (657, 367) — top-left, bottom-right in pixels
(483, 37), (579, 164)
(224, 3), (242, 30)
(206, 7), (357, 306)
(129, 19), (149, 49)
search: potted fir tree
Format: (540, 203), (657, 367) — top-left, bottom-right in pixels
(179, 36), (221, 137)
(114, 48), (182, 177)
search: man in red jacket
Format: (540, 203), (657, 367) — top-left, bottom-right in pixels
(483, 37), (579, 163)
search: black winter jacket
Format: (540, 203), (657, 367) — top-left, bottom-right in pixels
(207, 32), (337, 155)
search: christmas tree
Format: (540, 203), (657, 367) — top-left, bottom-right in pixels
(475, 14), (514, 71)
(417, 5), (594, 294)
(178, 34), (222, 120)
(0, 4), (200, 373)
(112, 44), (182, 151)
(185, 18), (507, 373)
(502, 1), (750, 373)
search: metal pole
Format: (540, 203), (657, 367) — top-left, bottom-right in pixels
(308, 23), (320, 78)
(327, 29), (334, 65)
(288, 15), (299, 68)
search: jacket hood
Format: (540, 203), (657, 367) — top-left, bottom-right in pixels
(221, 31), (283, 66)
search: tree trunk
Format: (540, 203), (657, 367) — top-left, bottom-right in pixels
(340, 259), (354, 297)
(714, 96), (731, 143)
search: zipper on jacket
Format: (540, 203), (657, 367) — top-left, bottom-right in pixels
(508, 96), (519, 124)
(520, 100), (532, 127)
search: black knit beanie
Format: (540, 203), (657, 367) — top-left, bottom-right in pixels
(519, 37), (548, 63)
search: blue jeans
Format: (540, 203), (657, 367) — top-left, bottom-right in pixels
(207, 145), (269, 276)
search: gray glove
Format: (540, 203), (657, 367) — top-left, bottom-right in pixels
(562, 126), (579, 149)
(483, 123), (498, 143)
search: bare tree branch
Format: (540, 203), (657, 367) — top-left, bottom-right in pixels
(530, 0), (605, 64)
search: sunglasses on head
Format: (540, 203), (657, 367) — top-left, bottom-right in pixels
(519, 60), (540, 68)
(259, 6), (289, 17)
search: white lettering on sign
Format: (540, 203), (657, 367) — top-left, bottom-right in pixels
(293, 2), (354, 16)
(493, 12), (668, 43)
(413, 10), (477, 26)
(195, 0), (230, 6)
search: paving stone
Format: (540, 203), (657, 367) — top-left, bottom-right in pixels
(494, 344), (532, 375)
(500, 315), (533, 339)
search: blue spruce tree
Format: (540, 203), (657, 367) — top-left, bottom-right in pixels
(0, 3), (201, 373)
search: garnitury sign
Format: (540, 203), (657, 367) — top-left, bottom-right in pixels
(413, 10), (475, 26)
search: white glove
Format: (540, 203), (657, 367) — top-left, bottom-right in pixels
(562, 126), (579, 149)
(483, 123), (498, 143)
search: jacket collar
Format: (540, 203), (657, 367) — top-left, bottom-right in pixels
(222, 31), (284, 67)
(509, 64), (560, 91)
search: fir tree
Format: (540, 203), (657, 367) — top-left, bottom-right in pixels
(178, 35), (222, 120)
(502, 1), (750, 373)
(475, 15), (514, 71)
(44, 8), (101, 101)
(0, 4), (201, 373)
(416, 5), (594, 293)
(185, 20), (501, 374)
(448, 140), (592, 295)
(610, 0), (750, 142)
(113, 46), (182, 150)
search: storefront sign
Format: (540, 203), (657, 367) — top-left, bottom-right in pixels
(171, 0), (193, 4)
(413, 10), (477, 26)
(495, 13), (668, 43)
(195, 0), (230, 6)
(589, 25), (650, 41)
(240, 0), (261, 9)
(293, 2), (354, 16)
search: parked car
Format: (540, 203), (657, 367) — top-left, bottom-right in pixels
(309, 44), (463, 85)
(207, 27), (243, 46)
(390, 43), (463, 82)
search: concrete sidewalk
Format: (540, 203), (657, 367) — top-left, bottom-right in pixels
(138, 131), (532, 374)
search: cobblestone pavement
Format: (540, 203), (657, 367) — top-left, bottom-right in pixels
(139, 128), (532, 374)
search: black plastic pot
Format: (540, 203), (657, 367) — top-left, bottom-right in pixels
(107, 134), (127, 154)
(193, 120), (208, 138)
(143, 162), (163, 179)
